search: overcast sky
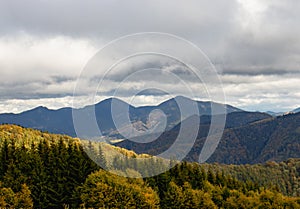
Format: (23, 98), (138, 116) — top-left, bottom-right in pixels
(0, 0), (300, 113)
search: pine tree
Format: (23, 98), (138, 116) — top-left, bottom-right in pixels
(14, 184), (33, 209)
(161, 181), (185, 208)
(0, 138), (9, 177)
(97, 144), (107, 169)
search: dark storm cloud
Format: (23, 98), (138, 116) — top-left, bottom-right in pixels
(0, 0), (300, 112)
(220, 0), (300, 77)
(87, 55), (196, 84)
(0, 0), (238, 40)
(50, 75), (76, 84)
(0, 76), (76, 100)
(136, 89), (169, 96)
(221, 66), (300, 76)
(1, 0), (300, 76)
(98, 88), (169, 98)
(0, 93), (74, 101)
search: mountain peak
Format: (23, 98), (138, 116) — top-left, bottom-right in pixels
(174, 95), (193, 101)
(97, 97), (129, 104)
(25, 106), (49, 113)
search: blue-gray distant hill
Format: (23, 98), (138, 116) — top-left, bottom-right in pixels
(293, 107), (300, 113)
(0, 96), (243, 137)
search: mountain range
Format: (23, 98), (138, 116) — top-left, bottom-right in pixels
(1, 96), (299, 164)
(0, 96), (241, 138)
(266, 107), (300, 116)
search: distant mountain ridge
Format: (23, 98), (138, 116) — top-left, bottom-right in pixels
(0, 96), (243, 138)
(265, 107), (300, 116)
(293, 107), (300, 113)
(265, 111), (284, 116)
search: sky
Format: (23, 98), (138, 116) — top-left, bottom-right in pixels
(0, 0), (300, 113)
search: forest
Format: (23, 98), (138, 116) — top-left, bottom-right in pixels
(0, 124), (299, 208)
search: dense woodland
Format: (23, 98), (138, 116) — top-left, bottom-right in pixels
(117, 112), (300, 164)
(0, 125), (299, 208)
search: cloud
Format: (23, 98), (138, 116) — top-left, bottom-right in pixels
(221, 0), (300, 76)
(0, 34), (97, 99)
(0, 0), (300, 112)
(0, 0), (237, 39)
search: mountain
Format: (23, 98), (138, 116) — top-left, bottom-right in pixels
(205, 112), (300, 164)
(0, 106), (75, 135)
(115, 112), (300, 164)
(266, 111), (284, 116)
(0, 124), (299, 208)
(0, 96), (242, 138)
(293, 107), (300, 113)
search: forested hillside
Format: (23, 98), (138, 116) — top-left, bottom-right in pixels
(0, 125), (299, 208)
(117, 112), (300, 164)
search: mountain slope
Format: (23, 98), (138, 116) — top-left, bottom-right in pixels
(293, 107), (300, 113)
(116, 112), (300, 164)
(0, 96), (243, 137)
(0, 124), (299, 207)
(204, 112), (300, 164)
(0, 106), (75, 135)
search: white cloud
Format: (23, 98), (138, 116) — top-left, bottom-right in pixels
(0, 0), (300, 112)
(0, 33), (97, 82)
